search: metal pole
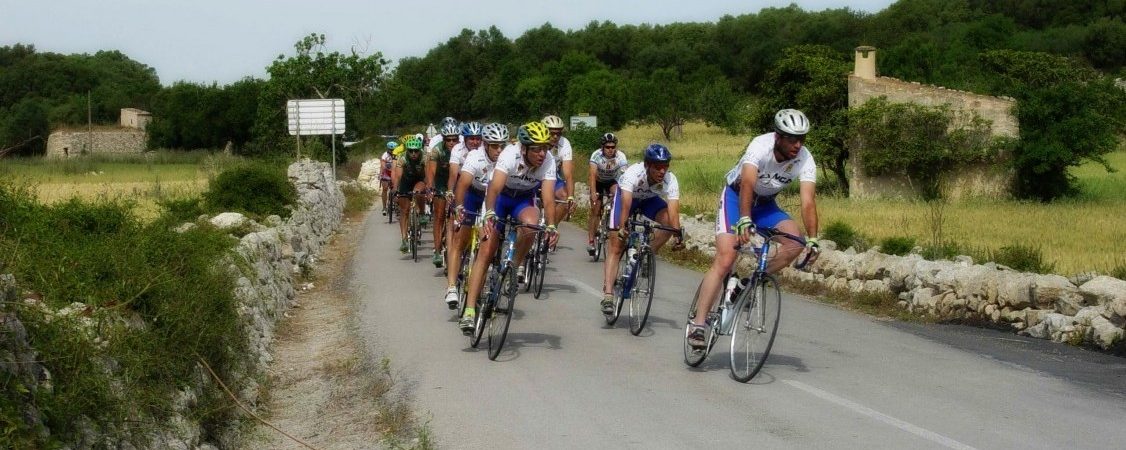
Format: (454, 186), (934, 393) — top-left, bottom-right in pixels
(331, 101), (337, 180)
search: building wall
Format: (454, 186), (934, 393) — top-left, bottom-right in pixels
(45, 129), (147, 158)
(848, 74), (1019, 200)
(119, 108), (152, 131)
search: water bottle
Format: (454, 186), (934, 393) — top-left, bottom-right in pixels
(722, 275), (740, 307)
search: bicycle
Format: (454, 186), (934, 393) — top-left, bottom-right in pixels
(454, 210), (482, 319)
(396, 191), (427, 263)
(605, 211), (681, 336)
(682, 227), (813, 382)
(523, 199), (567, 299)
(471, 217), (544, 360)
(590, 191), (614, 262)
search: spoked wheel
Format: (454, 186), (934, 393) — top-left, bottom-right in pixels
(628, 251), (656, 336)
(684, 279), (720, 367)
(456, 251), (473, 319)
(592, 233), (604, 262)
(532, 234), (548, 299)
(488, 265), (518, 361)
(605, 250), (631, 326)
(729, 275), (782, 383)
(470, 267), (496, 349)
(409, 217), (419, 263)
(522, 246), (536, 293)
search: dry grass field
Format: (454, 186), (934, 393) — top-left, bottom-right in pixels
(602, 122), (1125, 275)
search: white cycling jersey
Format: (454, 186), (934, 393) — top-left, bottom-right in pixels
(459, 149), (497, 192)
(450, 141), (480, 166)
(428, 134), (462, 152)
(589, 149), (628, 182)
(552, 136), (573, 177)
(724, 132), (816, 197)
(618, 162), (679, 201)
(494, 145), (557, 192)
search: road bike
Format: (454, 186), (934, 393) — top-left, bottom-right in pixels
(683, 227), (812, 382)
(590, 191), (614, 262)
(523, 199), (567, 299)
(396, 191), (427, 263)
(472, 217), (544, 360)
(454, 210), (481, 319)
(605, 211), (681, 336)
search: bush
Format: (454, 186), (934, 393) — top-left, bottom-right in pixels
(822, 220), (858, 250)
(991, 243), (1055, 274)
(341, 183), (377, 216)
(156, 197), (205, 224)
(202, 164), (296, 219)
(566, 124), (614, 159)
(879, 236), (916, 256)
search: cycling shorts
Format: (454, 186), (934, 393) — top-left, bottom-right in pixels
(594, 179), (617, 199)
(461, 188), (486, 226)
(609, 186), (668, 230)
(493, 190), (537, 233)
(397, 177), (425, 195)
(715, 185), (791, 234)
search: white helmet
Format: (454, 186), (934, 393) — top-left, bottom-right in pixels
(774, 109), (810, 135)
(481, 122), (509, 143)
(542, 115), (565, 129)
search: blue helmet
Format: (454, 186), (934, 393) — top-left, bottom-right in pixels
(460, 121), (483, 137)
(386, 141), (398, 150)
(643, 144), (672, 163)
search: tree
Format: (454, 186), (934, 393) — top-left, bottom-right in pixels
(565, 69), (633, 130)
(633, 68), (694, 140)
(981, 49), (1125, 200)
(0, 97), (49, 156)
(759, 45), (852, 193)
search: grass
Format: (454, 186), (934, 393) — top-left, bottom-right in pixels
(594, 122), (1126, 275)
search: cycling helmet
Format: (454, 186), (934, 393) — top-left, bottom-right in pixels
(774, 109), (810, 135)
(460, 121), (483, 137)
(541, 115), (565, 129)
(404, 136), (424, 150)
(441, 116), (458, 127)
(482, 122), (509, 143)
(643, 143), (672, 163)
(600, 132), (618, 146)
(517, 121), (552, 145)
(386, 141), (398, 150)
(440, 123), (461, 137)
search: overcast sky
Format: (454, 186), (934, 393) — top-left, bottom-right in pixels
(1, 0), (895, 86)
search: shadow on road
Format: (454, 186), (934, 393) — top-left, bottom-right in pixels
(487, 332), (564, 362)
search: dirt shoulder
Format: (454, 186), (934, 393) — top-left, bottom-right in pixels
(238, 210), (430, 450)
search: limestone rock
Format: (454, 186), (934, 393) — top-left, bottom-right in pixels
(1078, 276), (1126, 306)
(209, 212), (248, 230)
(1030, 274), (1083, 311)
(1090, 316), (1124, 349)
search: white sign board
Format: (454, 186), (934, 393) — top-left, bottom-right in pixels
(287, 99), (345, 136)
(570, 114), (597, 129)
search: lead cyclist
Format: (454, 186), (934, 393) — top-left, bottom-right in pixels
(686, 109), (822, 349)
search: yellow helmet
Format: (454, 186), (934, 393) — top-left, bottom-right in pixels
(517, 121), (551, 145)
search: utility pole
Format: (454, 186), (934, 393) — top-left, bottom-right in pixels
(86, 90), (92, 155)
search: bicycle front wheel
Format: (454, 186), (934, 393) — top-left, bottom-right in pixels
(629, 251), (656, 336)
(729, 275), (782, 383)
(470, 266), (496, 349)
(532, 234), (547, 299)
(488, 265), (518, 360)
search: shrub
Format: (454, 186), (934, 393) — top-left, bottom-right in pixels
(821, 220), (858, 250)
(879, 236), (916, 256)
(991, 243), (1056, 274)
(566, 123), (613, 159)
(202, 164), (296, 219)
(156, 197), (205, 224)
(342, 183), (377, 216)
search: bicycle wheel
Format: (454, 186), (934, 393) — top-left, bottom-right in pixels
(470, 266), (496, 349)
(684, 279), (721, 367)
(605, 250), (630, 326)
(629, 251), (656, 336)
(729, 275), (782, 383)
(456, 249), (473, 318)
(532, 234), (548, 299)
(522, 245), (536, 293)
(488, 265), (518, 360)
(592, 231), (604, 262)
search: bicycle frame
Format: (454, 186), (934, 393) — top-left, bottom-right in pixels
(719, 227), (808, 335)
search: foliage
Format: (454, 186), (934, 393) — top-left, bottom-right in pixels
(341, 183), (377, 216)
(981, 50), (1125, 201)
(0, 181), (244, 446)
(848, 97), (1008, 199)
(821, 220), (859, 250)
(991, 243), (1056, 274)
(156, 197), (206, 223)
(757, 44), (852, 192)
(202, 164), (296, 219)
(148, 78), (263, 150)
(879, 236), (916, 256)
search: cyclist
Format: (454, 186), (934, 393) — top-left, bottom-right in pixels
(459, 121), (559, 334)
(448, 122), (485, 192)
(443, 122), (506, 308)
(426, 123), (460, 267)
(392, 135), (428, 253)
(587, 132), (628, 255)
(600, 144), (684, 314)
(686, 108), (821, 348)
(542, 115), (575, 218)
(379, 140), (397, 215)
(429, 117), (461, 152)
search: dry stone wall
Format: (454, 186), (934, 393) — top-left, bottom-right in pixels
(45, 129), (147, 158)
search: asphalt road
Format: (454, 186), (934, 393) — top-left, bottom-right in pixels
(353, 208), (1126, 449)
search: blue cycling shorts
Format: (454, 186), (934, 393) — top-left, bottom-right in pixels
(609, 186), (668, 229)
(460, 188), (485, 226)
(494, 190), (537, 233)
(715, 185), (791, 234)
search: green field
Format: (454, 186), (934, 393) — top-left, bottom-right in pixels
(592, 123), (1125, 275)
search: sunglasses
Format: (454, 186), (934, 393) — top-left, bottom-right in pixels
(526, 144), (551, 153)
(443, 137), (459, 142)
(603, 145), (616, 149)
(486, 142), (504, 149)
(548, 130), (562, 136)
(779, 133), (806, 142)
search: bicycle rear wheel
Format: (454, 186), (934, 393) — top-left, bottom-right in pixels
(488, 265), (518, 360)
(684, 279), (720, 367)
(592, 231), (604, 262)
(605, 250), (631, 325)
(629, 251), (656, 336)
(532, 233), (547, 298)
(729, 275), (782, 383)
(470, 266), (496, 348)
(456, 249), (473, 318)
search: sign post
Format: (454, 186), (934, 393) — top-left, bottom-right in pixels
(286, 99), (346, 179)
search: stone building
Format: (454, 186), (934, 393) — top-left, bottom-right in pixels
(45, 108), (150, 158)
(847, 46), (1018, 199)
